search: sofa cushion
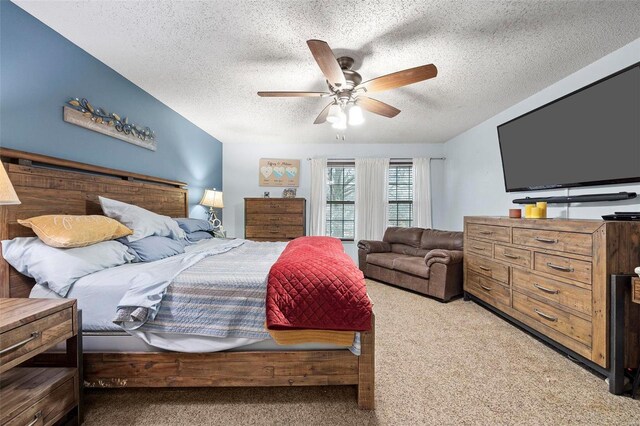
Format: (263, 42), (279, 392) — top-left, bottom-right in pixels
(420, 229), (464, 251)
(367, 252), (412, 269)
(391, 244), (429, 257)
(393, 257), (430, 279)
(383, 227), (424, 247)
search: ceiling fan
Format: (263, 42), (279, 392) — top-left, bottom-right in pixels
(258, 39), (437, 129)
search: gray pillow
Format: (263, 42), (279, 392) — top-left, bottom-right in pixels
(99, 196), (186, 242)
(119, 236), (186, 262)
(174, 218), (213, 233)
(185, 231), (214, 243)
(1, 237), (134, 297)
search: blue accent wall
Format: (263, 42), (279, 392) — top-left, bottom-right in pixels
(0, 1), (222, 219)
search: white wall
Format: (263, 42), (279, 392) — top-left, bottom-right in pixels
(223, 143), (445, 260)
(442, 38), (640, 231)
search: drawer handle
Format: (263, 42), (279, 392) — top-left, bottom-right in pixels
(534, 283), (560, 294)
(27, 411), (42, 426)
(503, 253), (520, 260)
(478, 266), (492, 271)
(479, 231), (493, 235)
(535, 237), (558, 244)
(479, 284), (492, 292)
(472, 246), (486, 251)
(534, 309), (558, 322)
(546, 262), (574, 273)
(0, 331), (41, 355)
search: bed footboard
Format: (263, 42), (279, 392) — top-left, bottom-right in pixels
(83, 314), (376, 409)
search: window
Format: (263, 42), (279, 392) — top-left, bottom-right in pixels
(326, 164), (355, 240)
(388, 164), (413, 227)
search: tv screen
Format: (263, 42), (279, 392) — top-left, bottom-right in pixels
(498, 63), (640, 192)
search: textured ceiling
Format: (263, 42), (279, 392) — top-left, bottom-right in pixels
(13, 0), (640, 144)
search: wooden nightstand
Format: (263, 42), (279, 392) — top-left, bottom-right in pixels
(633, 277), (640, 304)
(0, 298), (82, 425)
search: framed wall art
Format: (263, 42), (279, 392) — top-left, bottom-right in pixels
(259, 158), (299, 187)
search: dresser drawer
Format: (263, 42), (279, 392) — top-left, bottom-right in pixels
(245, 225), (304, 239)
(466, 272), (510, 307)
(513, 291), (591, 347)
(4, 372), (76, 426)
(245, 200), (304, 214)
(467, 223), (510, 243)
(513, 228), (592, 256)
(494, 244), (531, 268)
(0, 308), (73, 371)
(466, 255), (509, 284)
(245, 214), (304, 226)
(466, 239), (493, 258)
(534, 253), (592, 285)
(512, 269), (591, 316)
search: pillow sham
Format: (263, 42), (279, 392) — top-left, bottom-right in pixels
(174, 218), (213, 233)
(17, 215), (132, 248)
(185, 231), (214, 243)
(1, 237), (134, 297)
(99, 196), (185, 242)
(118, 235), (186, 263)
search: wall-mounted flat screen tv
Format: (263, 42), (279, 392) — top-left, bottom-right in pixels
(498, 62), (640, 192)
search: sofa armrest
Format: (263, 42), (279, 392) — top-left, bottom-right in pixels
(357, 240), (391, 253)
(425, 249), (464, 267)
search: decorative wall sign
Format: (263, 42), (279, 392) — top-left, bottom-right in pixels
(63, 98), (157, 151)
(259, 158), (300, 187)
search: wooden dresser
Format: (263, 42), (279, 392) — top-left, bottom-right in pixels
(0, 298), (81, 425)
(244, 198), (306, 241)
(463, 216), (640, 370)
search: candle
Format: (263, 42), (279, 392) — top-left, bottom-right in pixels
(536, 202), (548, 219)
(530, 207), (542, 219)
(524, 205), (534, 218)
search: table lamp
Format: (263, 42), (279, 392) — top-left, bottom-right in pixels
(199, 188), (223, 228)
(0, 162), (21, 205)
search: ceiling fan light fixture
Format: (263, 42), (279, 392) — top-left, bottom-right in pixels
(332, 113), (347, 130)
(326, 103), (343, 123)
(348, 104), (364, 126)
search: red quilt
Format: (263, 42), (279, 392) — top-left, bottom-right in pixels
(266, 236), (372, 331)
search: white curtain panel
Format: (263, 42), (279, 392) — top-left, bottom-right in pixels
(309, 157), (327, 236)
(412, 157), (432, 228)
(355, 158), (389, 242)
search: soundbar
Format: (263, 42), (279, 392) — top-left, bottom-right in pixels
(512, 191), (637, 205)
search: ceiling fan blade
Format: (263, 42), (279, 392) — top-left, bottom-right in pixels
(355, 64), (437, 93)
(306, 40), (347, 88)
(257, 91), (329, 97)
(356, 96), (401, 118)
(314, 102), (334, 124)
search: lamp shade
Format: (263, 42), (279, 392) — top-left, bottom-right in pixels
(0, 162), (20, 205)
(199, 189), (223, 208)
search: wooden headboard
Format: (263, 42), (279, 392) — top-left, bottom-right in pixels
(0, 148), (189, 298)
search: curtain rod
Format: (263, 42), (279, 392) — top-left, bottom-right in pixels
(305, 157), (446, 161)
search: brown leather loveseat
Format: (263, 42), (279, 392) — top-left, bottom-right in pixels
(358, 227), (464, 302)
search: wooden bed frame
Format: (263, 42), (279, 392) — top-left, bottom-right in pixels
(0, 148), (375, 410)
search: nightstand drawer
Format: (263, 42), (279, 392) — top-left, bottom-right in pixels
(0, 308), (73, 372)
(2, 369), (77, 426)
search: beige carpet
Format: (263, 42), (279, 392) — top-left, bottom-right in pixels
(84, 280), (640, 425)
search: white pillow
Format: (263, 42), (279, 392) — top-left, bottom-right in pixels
(1, 237), (134, 297)
(99, 196), (185, 242)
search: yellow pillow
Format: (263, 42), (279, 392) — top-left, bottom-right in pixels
(18, 215), (132, 248)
